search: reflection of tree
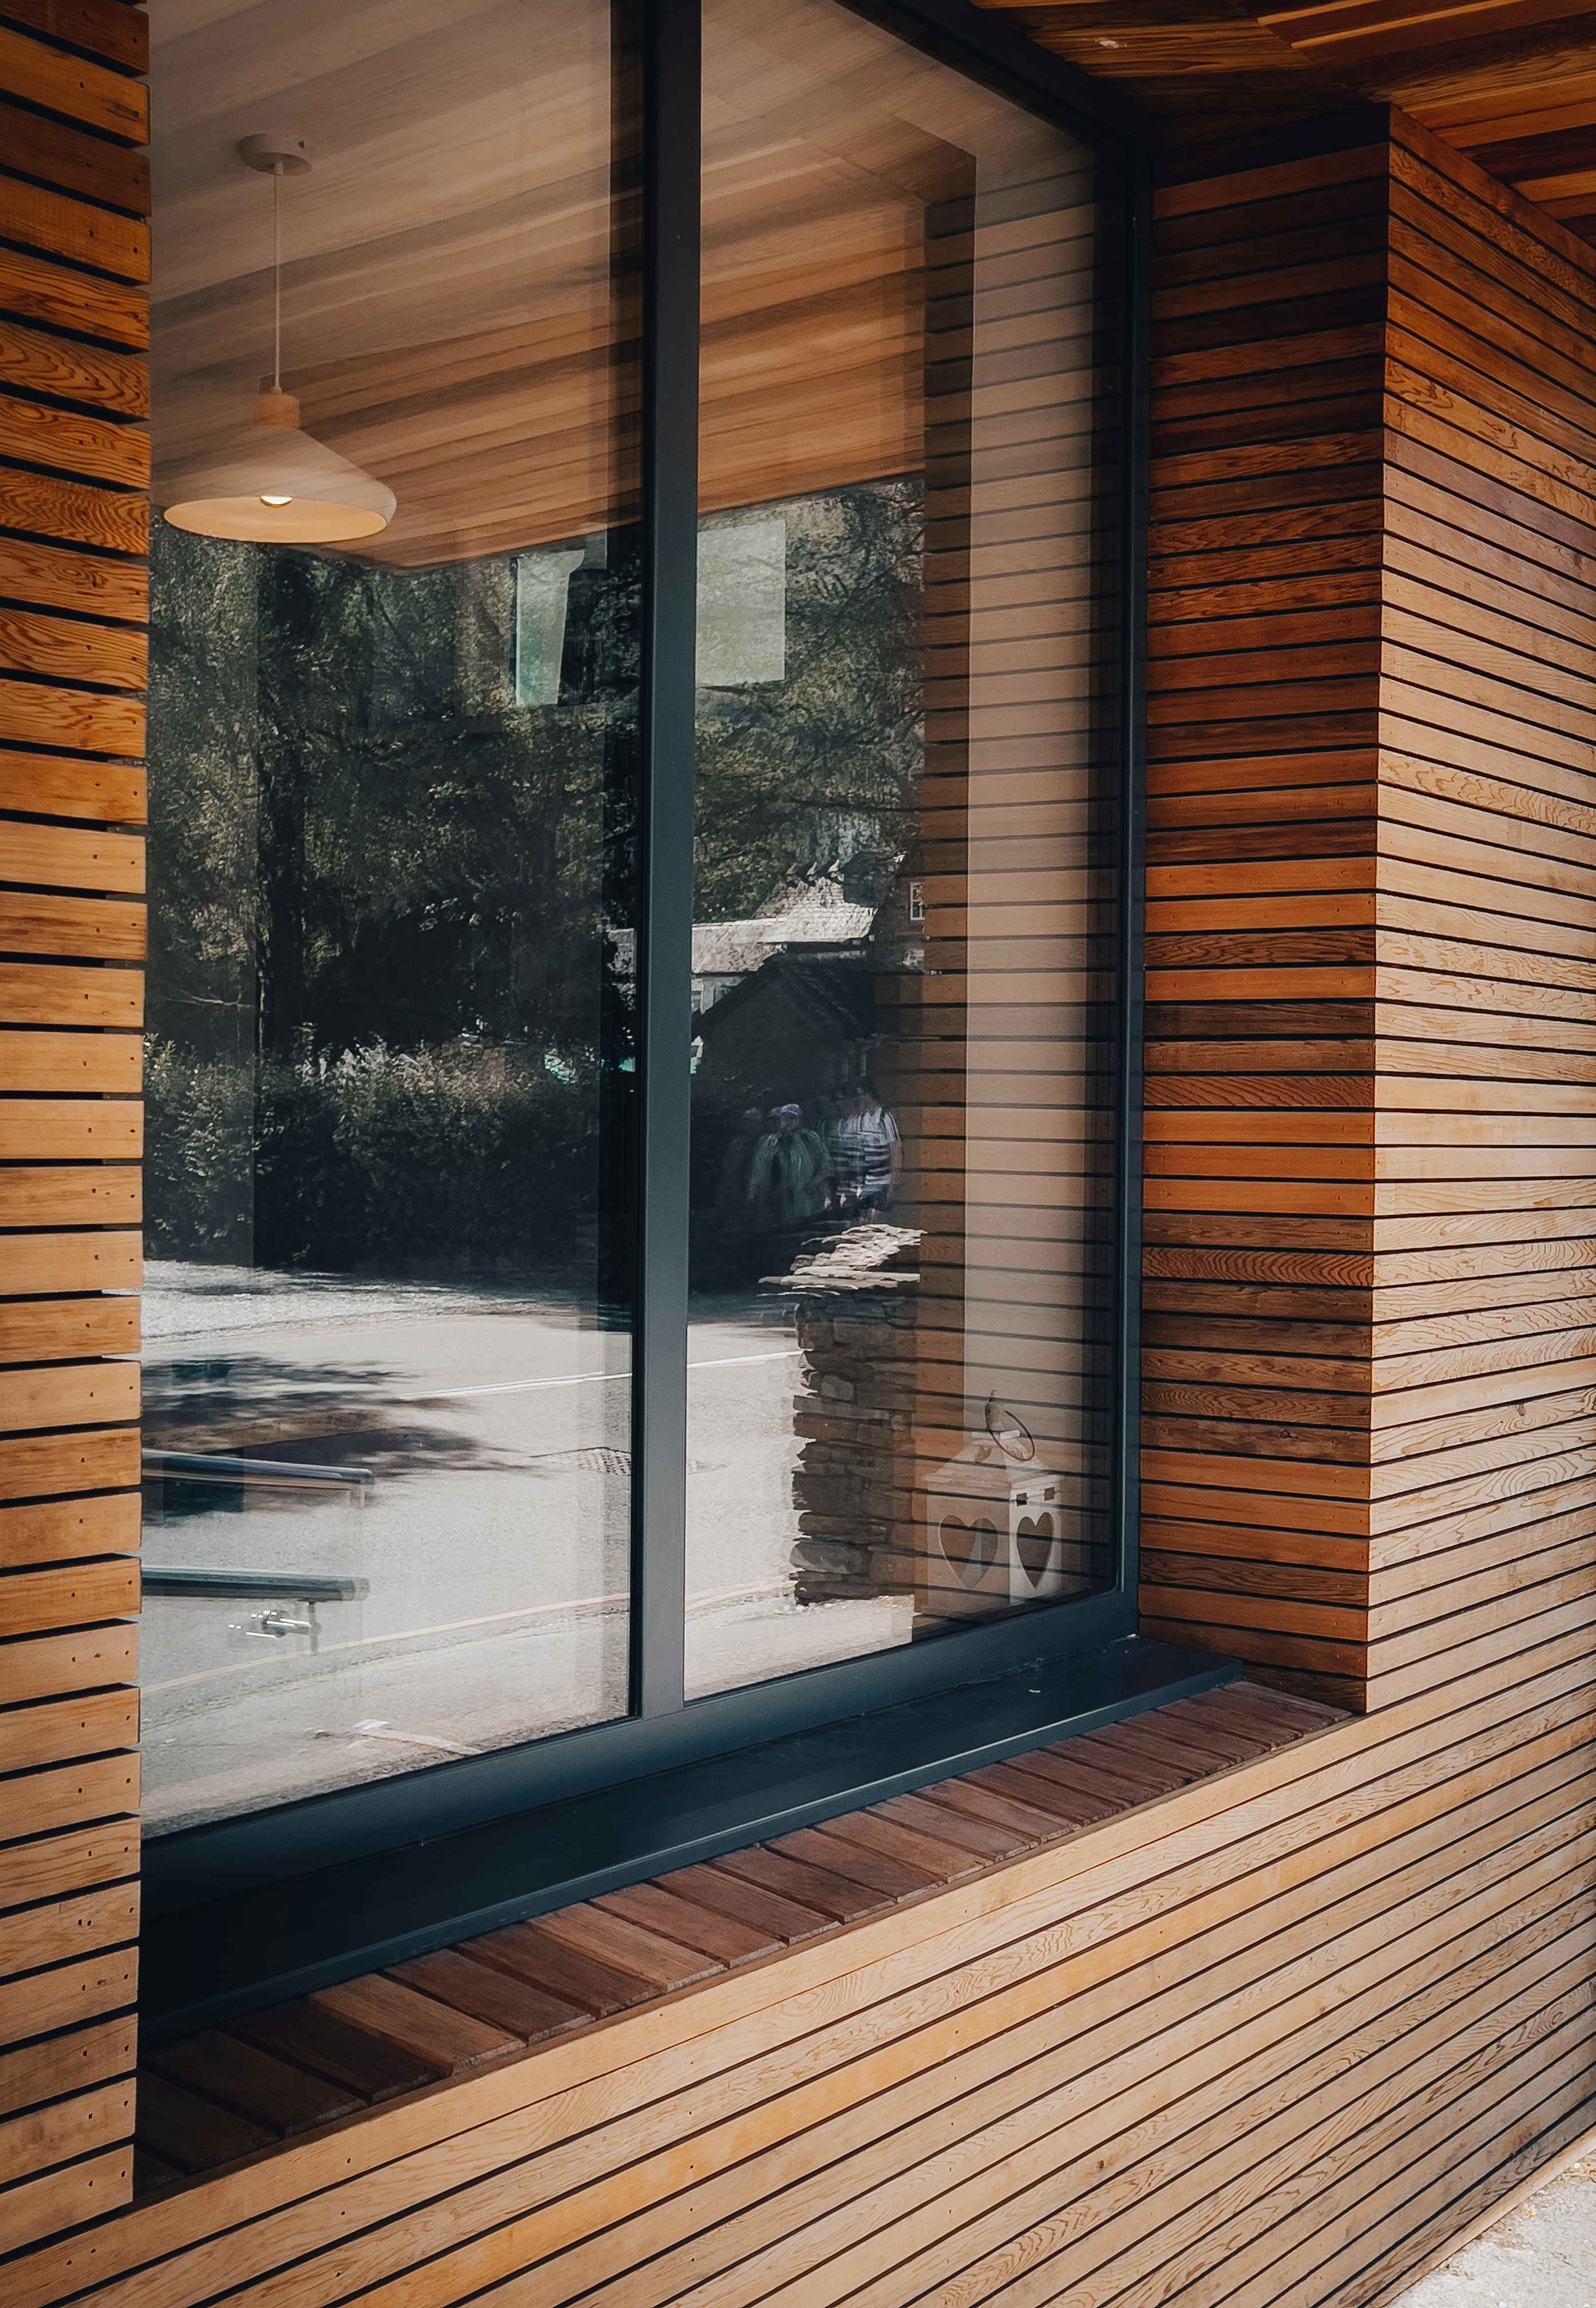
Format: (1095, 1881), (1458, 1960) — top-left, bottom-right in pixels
(146, 523), (640, 1271)
(694, 480), (921, 920)
(149, 521), (639, 1068)
(250, 543), (639, 1059)
(146, 480), (916, 1274)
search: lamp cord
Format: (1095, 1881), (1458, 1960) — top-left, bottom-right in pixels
(272, 162), (282, 393)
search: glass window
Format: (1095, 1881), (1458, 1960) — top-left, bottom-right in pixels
(141, 0), (1134, 1854)
(685, 0), (1122, 1696)
(142, 0), (639, 1831)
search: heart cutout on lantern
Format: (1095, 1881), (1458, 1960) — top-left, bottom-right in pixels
(939, 1514), (997, 1586)
(1015, 1513), (1056, 1586)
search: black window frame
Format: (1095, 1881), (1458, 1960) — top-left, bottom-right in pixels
(140, 0), (1188, 2036)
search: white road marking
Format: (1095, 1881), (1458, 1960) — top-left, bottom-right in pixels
(418, 1346), (800, 1399)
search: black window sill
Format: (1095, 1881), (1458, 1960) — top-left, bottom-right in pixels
(140, 1634), (1237, 2044)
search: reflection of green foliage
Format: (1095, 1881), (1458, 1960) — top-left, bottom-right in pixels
(145, 1037), (599, 1270)
(250, 543), (636, 1057)
(144, 1037), (256, 1262)
(146, 523), (636, 1066)
(694, 481), (921, 919)
(146, 524), (636, 1274)
(144, 528), (262, 1072)
(145, 480), (915, 1274)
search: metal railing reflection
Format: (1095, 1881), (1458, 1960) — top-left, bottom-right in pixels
(141, 1449), (372, 1650)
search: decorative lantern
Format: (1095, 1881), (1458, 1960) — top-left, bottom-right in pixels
(922, 1393), (1072, 1611)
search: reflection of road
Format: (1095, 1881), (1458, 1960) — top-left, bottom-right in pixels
(140, 1266), (908, 1833)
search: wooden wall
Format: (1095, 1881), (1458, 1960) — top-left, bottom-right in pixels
(7, 1659), (1593, 2308)
(4, 44), (1595, 2308)
(0, 0), (148, 2255)
(1138, 113), (1596, 1720)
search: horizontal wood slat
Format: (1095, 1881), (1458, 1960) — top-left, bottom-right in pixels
(0, 21), (143, 140)
(0, 748), (144, 821)
(1139, 113), (1596, 1746)
(0, 3), (144, 2257)
(0, 0), (146, 75)
(13, 1624), (1591, 2308)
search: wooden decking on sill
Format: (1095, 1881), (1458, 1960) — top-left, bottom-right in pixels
(129, 1679), (1343, 2194)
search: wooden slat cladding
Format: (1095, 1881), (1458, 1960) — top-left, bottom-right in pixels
(1141, 116), (1596, 1720)
(11, 1642), (1594, 2308)
(0, 0), (145, 2256)
(1141, 134), (1389, 1713)
(1363, 112), (1596, 1726)
(973, 2), (1596, 254)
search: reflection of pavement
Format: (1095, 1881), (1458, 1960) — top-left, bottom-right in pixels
(685, 1293), (910, 1698)
(141, 1267), (908, 1832)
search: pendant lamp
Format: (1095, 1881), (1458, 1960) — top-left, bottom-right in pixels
(158, 134), (397, 546)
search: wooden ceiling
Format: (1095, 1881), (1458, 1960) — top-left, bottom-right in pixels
(974, 0), (1596, 242)
(150, 0), (1594, 572)
(149, 0), (1083, 568)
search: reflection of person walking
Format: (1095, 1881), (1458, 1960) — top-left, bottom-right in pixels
(712, 1106), (767, 1268)
(827, 1084), (901, 1215)
(747, 1104), (832, 1234)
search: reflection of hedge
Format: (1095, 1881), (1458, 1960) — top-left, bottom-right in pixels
(145, 1037), (600, 1270)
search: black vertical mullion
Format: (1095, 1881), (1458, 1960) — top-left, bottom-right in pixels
(632, 0), (700, 1719)
(1112, 134), (1150, 1617)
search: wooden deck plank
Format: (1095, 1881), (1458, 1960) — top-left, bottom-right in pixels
(592, 1883), (782, 1967)
(709, 1845), (900, 1924)
(460, 1923), (665, 2017)
(229, 2005), (439, 2103)
(383, 1953), (588, 2046)
(144, 2038), (361, 2143)
(532, 1906), (723, 1994)
(654, 1863), (834, 1946)
(129, 2080), (273, 2179)
(904, 1779), (1064, 1849)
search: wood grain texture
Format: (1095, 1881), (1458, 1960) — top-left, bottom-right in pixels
(12, 1648), (1593, 2308)
(987, 3), (1596, 251)
(0, 749), (144, 821)
(0, 0), (147, 76)
(0, 537), (147, 620)
(1139, 116), (1596, 1732)
(0, 9), (144, 2256)
(2, 14), (1591, 2302)
(0, 21), (144, 139)
(0, 677), (144, 754)
(0, 181), (148, 283)
(0, 315), (147, 416)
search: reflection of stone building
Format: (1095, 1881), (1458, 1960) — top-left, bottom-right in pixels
(766, 1225), (920, 1607)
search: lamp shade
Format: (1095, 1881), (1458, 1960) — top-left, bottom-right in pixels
(157, 390), (396, 544)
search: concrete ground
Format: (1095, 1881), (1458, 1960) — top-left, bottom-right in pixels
(1387, 2147), (1596, 2306)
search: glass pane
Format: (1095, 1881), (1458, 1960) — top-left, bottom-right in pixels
(686, 0), (1122, 1698)
(142, 0), (640, 1831)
